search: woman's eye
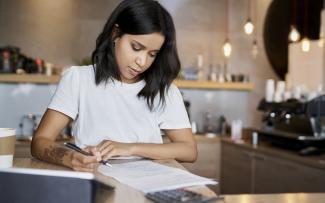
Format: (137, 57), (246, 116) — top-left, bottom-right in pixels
(132, 45), (141, 51)
(149, 53), (157, 58)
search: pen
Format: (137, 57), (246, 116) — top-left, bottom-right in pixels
(64, 142), (112, 167)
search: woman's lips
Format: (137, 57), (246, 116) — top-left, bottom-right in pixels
(128, 66), (141, 76)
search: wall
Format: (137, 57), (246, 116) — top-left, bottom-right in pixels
(0, 0), (278, 132)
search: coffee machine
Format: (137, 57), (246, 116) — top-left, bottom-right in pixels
(255, 95), (325, 154)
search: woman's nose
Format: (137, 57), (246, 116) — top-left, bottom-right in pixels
(135, 54), (147, 68)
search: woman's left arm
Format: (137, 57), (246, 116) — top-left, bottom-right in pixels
(96, 128), (197, 162)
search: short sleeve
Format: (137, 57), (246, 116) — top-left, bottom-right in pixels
(158, 85), (191, 129)
(48, 66), (80, 119)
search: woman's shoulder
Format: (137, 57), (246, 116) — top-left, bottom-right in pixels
(63, 65), (94, 80)
(65, 64), (93, 74)
(166, 83), (181, 96)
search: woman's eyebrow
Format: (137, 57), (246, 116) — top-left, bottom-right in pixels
(132, 40), (160, 52)
(132, 40), (146, 49)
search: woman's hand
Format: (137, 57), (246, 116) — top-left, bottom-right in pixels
(96, 140), (132, 160)
(69, 147), (102, 172)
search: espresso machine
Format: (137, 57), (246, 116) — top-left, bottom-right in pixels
(255, 95), (325, 155)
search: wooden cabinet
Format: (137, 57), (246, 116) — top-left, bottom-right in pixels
(181, 137), (221, 193)
(220, 142), (253, 194)
(254, 153), (325, 193)
(220, 141), (325, 194)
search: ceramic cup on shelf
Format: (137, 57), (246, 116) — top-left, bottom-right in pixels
(0, 128), (16, 168)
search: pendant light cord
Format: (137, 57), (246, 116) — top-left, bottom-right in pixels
(304, 0), (308, 38)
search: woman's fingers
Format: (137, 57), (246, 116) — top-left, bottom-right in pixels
(84, 146), (102, 161)
(97, 141), (113, 155)
(101, 145), (116, 160)
(97, 140), (112, 152)
(71, 151), (99, 171)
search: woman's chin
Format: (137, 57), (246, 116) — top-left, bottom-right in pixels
(121, 76), (140, 84)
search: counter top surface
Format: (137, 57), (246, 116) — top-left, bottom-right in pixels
(12, 158), (325, 203)
(15, 135), (325, 170)
(13, 158), (216, 203)
(220, 136), (325, 170)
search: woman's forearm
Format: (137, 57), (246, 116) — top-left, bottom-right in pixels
(130, 142), (197, 162)
(31, 137), (73, 168)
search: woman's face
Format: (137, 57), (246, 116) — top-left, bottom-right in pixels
(114, 32), (165, 83)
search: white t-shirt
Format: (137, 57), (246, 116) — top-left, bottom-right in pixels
(48, 65), (191, 148)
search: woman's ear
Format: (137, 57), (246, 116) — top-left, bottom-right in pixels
(112, 24), (121, 42)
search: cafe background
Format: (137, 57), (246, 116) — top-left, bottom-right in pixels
(1, 0), (325, 195)
(0, 0), (275, 131)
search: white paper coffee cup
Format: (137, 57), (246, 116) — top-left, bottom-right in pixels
(265, 79), (275, 102)
(0, 128), (16, 168)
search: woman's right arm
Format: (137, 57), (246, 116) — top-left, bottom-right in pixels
(31, 109), (101, 172)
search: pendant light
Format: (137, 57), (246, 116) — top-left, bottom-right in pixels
(223, 0), (232, 58)
(318, 1), (325, 47)
(244, 0), (254, 35)
(301, 0), (310, 52)
(223, 38), (232, 58)
(301, 37), (310, 52)
(289, 0), (300, 42)
(251, 39), (258, 59)
(251, 0), (258, 59)
(289, 26), (300, 42)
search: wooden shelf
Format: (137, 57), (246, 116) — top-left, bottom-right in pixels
(174, 80), (254, 91)
(0, 74), (254, 91)
(0, 74), (60, 84)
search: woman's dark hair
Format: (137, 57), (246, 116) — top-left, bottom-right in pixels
(91, 0), (180, 111)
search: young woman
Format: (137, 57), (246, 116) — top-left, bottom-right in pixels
(31, 0), (197, 172)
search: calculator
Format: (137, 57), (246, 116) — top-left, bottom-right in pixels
(145, 188), (222, 203)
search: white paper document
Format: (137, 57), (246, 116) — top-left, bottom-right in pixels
(108, 156), (143, 160)
(98, 160), (217, 193)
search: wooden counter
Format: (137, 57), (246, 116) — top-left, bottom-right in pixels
(13, 158), (216, 203)
(14, 158), (325, 203)
(11, 158), (325, 203)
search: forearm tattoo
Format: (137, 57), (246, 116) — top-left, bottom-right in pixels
(42, 146), (69, 165)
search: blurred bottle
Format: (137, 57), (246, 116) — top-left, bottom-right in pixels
(217, 63), (225, 83)
(203, 111), (215, 133)
(231, 119), (242, 141)
(45, 62), (53, 76)
(197, 54), (204, 80)
(208, 64), (217, 82)
(2, 51), (11, 73)
(35, 58), (44, 74)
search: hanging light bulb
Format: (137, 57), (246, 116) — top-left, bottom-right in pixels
(244, 18), (254, 35)
(301, 37), (310, 52)
(251, 39), (258, 59)
(288, 25), (300, 42)
(223, 38), (232, 58)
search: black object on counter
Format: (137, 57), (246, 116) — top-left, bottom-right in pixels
(255, 95), (325, 153)
(0, 168), (114, 203)
(146, 188), (223, 203)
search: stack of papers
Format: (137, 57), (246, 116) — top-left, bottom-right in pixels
(98, 160), (217, 193)
(109, 156), (143, 160)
